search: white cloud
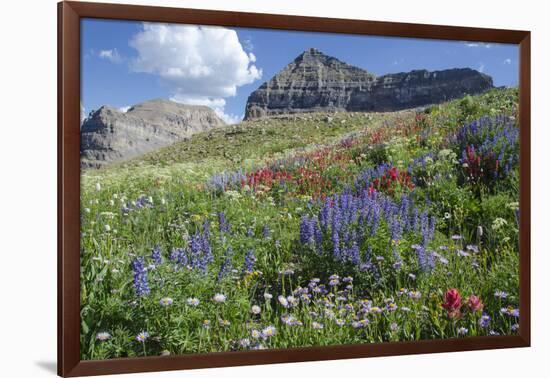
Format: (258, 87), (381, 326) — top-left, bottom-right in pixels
(169, 94), (242, 124)
(129, 23), (262, 124)
(80, 102), (86, 125)
(504, 58), (512, 64)
(478, 63), (485, 73)
(464, 42), (492, 49)
(99, 48), (123, 64)
(214, 110), (243, 125)
(242, 37), (254, 51)
(119, 106), (131, 113)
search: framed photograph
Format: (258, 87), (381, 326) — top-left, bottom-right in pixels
(58, 1), (530, 376)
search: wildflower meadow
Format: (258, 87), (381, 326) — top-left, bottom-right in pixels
(80, 88), (520, 359)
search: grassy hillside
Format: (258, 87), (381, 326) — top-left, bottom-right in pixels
(80, 88), (520, 359)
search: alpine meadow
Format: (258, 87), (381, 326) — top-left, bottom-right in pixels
(79, 23), (520, 360)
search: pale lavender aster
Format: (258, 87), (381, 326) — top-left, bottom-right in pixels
(239, 338), (251, 348)
(261, 325), (277, 338)
(212, 293), (227, 303)
(408, 291), (422, 300)
(219, 319), (231, 327)
(386, 303), (398, 312)
(351, 319), (369, 328)
(501, 307), (520, 318)
(479, 314), (491, 328)
(136, 331), (149, 342)
(96, 332), (111, 341)
(311, 322), (324, 330)
(494, 290), (508, 299)
(187, 298), (200, 307)
(159, 297), (173, 306)
(370, 306), (383, 314)
(278, 295), (289, 308)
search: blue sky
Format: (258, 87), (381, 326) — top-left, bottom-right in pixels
(81, 18), (519, 123)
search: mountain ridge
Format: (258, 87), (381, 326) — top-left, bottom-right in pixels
(245, 48), (494, 119)
(80, 99), (226, 168)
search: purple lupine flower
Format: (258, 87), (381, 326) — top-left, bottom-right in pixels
(217, 246), (233, 282)
(218, 212), (230, 233)
(413, 244), (431, 273)
(420, 212), (430, 246)
(410, 207), (419, 232)
(390, 217), (402, 244)
(217, 258), (232, 282)
(262, 224), (271, 239)
(169, 248), (179, 262)
(135, 195), (153, 209)
(428, 216), (436, 240)
(331, 227), (340, 260)
(243, 249), (256, 273)
(207, 170), (246, 193)
(151, 245), (162, 265)
(314, 221), (323, 253)
(350, 241), (360, 265)
(300, 216), (315, 246)
(177, 248), (189, 267)
(370, 206), (381, 236)
(319, 201), (330, 231)
(130, 257), (150, 297)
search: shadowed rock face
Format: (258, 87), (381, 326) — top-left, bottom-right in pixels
(245, 48), (494, 119)
(80, 99), (225, 168)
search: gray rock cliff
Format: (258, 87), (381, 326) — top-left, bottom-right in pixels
(245, 48), (493, 119)
(80, 99), (225, 168)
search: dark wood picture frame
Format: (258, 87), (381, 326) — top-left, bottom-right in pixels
(58, 1), (531, 376)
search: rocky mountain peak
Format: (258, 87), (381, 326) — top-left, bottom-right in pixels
(245, 50), (493, 119)
(294, 48), (329, 62)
